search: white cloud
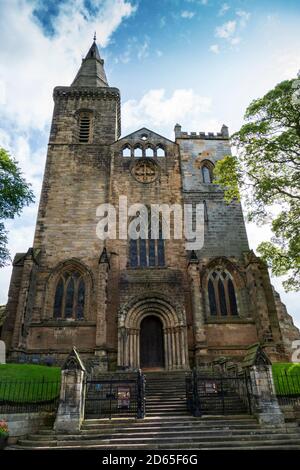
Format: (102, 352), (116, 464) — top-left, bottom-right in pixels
(276, 52), (300, 79)
(181, 11), (195, 19)
(215, 10), (250, 48)
(137, 37), (150, 60)
(159, 16), (166, 28)
(0, 0), (136, 132)
(122, 88), (212, 136)
(215, 20), (236, 39)
(236, 10), (251, 28)
(218, 3), (230, 17)
(210, 44), (220, 54)
(0, 0), (136, 306)
(230, 36), (241, 45)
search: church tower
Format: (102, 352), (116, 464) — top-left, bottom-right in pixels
(2, 40), (121, 367)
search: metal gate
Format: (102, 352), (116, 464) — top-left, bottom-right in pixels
(84, 371), (145, 419)
(186, 369), (252, 416)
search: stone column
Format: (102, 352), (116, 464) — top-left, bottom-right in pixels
(0, 340), (6, 364)
(54, 348), (86, 433)
(95, 247), (109, 371)
(12, 248), (39, 350)
(163, 329), (169, 369)
(187, 253), (207, 363)
(248, 364), (284, 426)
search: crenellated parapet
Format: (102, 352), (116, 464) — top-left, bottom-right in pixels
(174, 123), (229, 140)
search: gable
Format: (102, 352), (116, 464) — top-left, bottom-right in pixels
(117, 127), (175, 145)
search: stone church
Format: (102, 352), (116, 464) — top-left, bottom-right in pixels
(1, 40), (299, 371)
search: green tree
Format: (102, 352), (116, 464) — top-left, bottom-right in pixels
(213, 77), (300, 291)
(0, 148), (34, 267)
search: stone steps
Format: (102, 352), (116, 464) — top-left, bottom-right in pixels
(26, 427), (299, 441)
(16, 436), (300, 450)
(11, 415), (300, 450)
(9, 371), (300, 450)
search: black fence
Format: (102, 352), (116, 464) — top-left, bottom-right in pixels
(273, 371), (300, 407)
(0, 379), (61, 414)
(186, 369), (252, 416)
(85, 371), (146, 419)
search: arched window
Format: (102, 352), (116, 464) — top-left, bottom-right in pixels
(122, 146), (131, 157)
(79, 112), (92, 143)
(129, 213), (165, 267)
(134, 146), (143, 157)
(207, 270), (238, 317)
(202, 165), (211, 183)
(145, 146), (154, 157)
(157, 146), (165, 157)
(53, 271), (86, 320)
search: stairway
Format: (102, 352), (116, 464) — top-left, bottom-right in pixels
(145, 371), (188, 417)
(8, 371), (300, 450)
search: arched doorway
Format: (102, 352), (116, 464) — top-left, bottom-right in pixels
(140, 315), (164, 369)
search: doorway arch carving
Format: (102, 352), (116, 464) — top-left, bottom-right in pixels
(117, 294), (189, 370)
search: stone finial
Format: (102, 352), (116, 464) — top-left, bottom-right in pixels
(62, 347), (86, 371)
(188, 250), (199, 265)
(99, 247), (110, 265)
(174, 123), (182, 138)
(221, 124), (229, 138)
(242, 343), (272, 368)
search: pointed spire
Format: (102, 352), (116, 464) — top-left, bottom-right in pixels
(71, 39), (108, 88)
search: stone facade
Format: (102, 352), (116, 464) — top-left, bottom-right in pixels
(1, 41), (299, 370)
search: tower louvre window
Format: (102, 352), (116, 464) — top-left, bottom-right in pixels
(200, 160), (214, 183)
(207, 270), (239, 317)
(202, 165), (211, 183)
(79, 113), (92, 143)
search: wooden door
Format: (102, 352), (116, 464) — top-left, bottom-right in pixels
(140, 315), (164, 368)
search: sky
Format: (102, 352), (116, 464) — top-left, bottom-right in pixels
(0, 0), (299, 327)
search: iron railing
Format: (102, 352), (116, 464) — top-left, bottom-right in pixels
(84, 370), (146, 419)
(0, 379), (61, 413)
(186, 368), (252, 416)
(273, 371), (300, 407)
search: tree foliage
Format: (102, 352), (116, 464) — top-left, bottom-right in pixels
(213, 77), (300, 291)
(0, 148), (34, 267)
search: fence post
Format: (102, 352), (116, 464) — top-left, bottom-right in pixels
(54, 347), (86, 433)
(248, 364), (284, 426)
(136, 369), (145, 419)
(193, 368), (201, 417)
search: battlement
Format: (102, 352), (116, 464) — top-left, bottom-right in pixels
(174, 123), (229, 140)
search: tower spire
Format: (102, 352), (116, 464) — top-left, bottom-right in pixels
(71, 39), (108, 87)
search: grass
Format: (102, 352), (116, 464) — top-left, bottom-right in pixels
(0, 364), (61, 402)
(272, 363), (300, 395)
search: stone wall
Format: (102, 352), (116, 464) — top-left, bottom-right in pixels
(2, 412), (54, 444)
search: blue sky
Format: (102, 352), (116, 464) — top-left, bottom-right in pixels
(0, 0), (299, 326)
